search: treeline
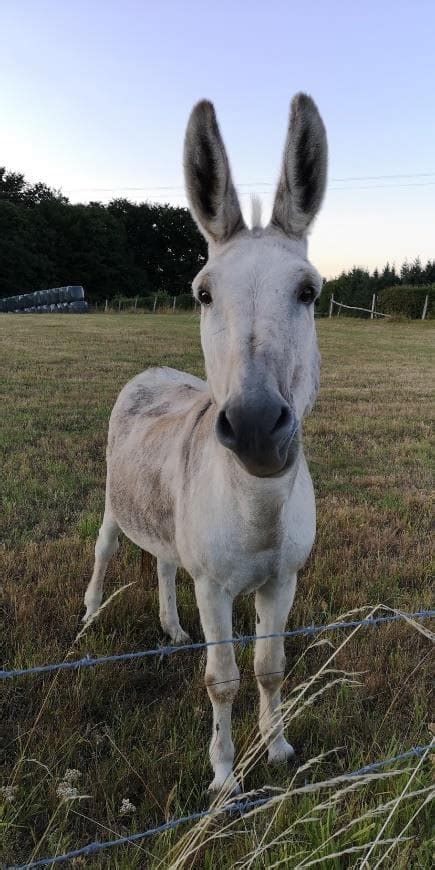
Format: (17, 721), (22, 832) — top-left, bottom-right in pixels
(1, 167), (433, 311)
(320, 260), (435, 316)
(0, 168), (206, 301)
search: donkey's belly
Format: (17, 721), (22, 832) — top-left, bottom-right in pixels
(107, 461), (181, 564)
(114, 515), (180, 564)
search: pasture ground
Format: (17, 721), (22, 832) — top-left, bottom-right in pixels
(1, 314), (433, 868)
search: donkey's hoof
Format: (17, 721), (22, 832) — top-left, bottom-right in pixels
(171, 627), (191, 645)
(267, 739), (296, 765)
(82, 607), (97, 624)
(208, 774), (241, 797)
(163, 624), (191, 645)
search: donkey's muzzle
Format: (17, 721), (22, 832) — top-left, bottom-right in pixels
(215, 397), (299, 477)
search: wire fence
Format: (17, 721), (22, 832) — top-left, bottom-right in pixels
(4, 610), (434, 866)
(1, 610), (434, 680)
(9, 743), (434, 868)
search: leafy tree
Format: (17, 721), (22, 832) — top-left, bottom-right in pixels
(0, 167), (66, 206)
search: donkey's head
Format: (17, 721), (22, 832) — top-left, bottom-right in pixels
(184, 94), (327, 478)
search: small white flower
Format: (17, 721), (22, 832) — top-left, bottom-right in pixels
(63, 768), (81, 783)
(119, 797), (136, 815)
(56, 782), (79, 800)
(1, 785), (18, 803)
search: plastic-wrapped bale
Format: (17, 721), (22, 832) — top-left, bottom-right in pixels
(67, 286), (84, 301)
(69, 300), (88, 312)
(0, 285), (87, 313)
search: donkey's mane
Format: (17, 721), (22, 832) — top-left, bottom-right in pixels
(250, 194), (263, 233)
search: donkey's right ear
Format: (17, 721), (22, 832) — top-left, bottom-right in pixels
(184, 100), (245, 246)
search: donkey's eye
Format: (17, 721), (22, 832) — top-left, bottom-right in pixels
(198, 287), (213, 306)
(298, 285), (316, 305)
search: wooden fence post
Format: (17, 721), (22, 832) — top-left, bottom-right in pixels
(329, 294), (334, 318)
(153, 295), (157, 313)
(134, 296), (138, 311)
(173, 296), (176, 312)
(118, 299), (121, 312)
(421, 294), (429, 320)
(370, 293), (376, 319)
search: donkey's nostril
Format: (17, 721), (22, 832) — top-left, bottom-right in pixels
(271, 405), (291, 435)
(216, 408), (236, 446)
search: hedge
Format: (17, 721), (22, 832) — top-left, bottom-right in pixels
(378, 285), (434, 318)
(175, 293), (196, 310)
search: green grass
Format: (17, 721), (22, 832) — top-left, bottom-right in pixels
(0, 314), (433, 868)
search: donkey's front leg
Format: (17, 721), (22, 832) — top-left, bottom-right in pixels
(194, 579), (240, 794)
(254, 574), (297, 763)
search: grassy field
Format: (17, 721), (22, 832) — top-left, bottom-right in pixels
(1, 313), (433, 868)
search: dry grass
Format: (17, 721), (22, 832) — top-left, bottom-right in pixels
(0, 314), (433, 867)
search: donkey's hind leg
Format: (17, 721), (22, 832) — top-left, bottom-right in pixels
(157, 559), (190, 644)
(83, 511), (120, 622)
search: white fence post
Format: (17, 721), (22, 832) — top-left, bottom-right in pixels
(118, 298), (121, 312)
(329, 293), (334, 318)
(153, 295), (157, 313)
(134, 296), (138, 311)
(105, 299), (108, 313)
(370, 293), (376, 319)
(173, 296), (176, 312)
(421, 294), (429, 320)
(329, 298), (391, 319)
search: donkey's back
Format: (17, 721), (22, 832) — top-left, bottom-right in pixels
(109, 365), (208, 450)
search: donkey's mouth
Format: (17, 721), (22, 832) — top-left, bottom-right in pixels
(228, 423), (301, 479)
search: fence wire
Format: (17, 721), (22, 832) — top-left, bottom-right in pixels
(1, 610), (434, 681)
(9, 744), (434, 868)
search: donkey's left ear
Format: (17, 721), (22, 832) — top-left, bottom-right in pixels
(271, 93), (328, 239)
(184, 100), (245, 246)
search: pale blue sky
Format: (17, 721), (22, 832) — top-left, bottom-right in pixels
(1, 0), (434, 277)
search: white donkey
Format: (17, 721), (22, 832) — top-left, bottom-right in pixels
(84, 93), (327, 794)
